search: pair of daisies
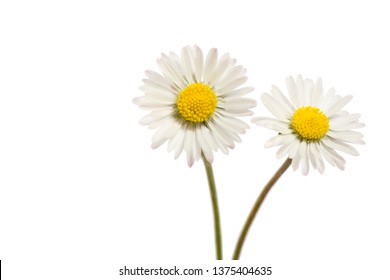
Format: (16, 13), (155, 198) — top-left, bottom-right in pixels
(134, 45), (364, 175)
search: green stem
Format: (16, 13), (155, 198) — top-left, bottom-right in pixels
(232, 158), (292, 260)
(202, 153), (223, 260)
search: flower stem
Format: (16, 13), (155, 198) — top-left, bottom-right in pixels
(232, 158), (292, 260)
(202, 153), (223, 260)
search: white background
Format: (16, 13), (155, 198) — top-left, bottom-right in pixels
(0, 0), (388, 279)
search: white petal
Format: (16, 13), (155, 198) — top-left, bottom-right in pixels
(265, 134), (285, 148)
(318, 143), (335, 167)
(157, 54), (185, 88)
(223, 97), (257, 113)
(276, 143), (289, 158)
(207, 53), (231, 86)
(173, 132), (185, 160)
(310, 143), (325, 173)
(139, 115), (154, 126)
(251, 117), (291, 134)
(144, 90), (176, 103)
(327, 130), (365, 144)
(151, 118), (176, 149)
(133, 96), (147, 106)
(151, 118), (175, 142)
(292, 155), (301, 171)
(151, 136), (168, 149)
(207, 121), (232, 153)
(167, 51), (187, 89)
(216, 76), (248, 95)
(150, 108), (173, 118)
(286, 76), (299, 108)
(139, 109), (172, 126)
(218, 116), (249, 134)
(184, 129), (195, 167)
(145, 70), (171, 87)
(133, 97), (170, 110)
(316, 156), (325, 174)
(213, 117), (241, 144)
(270, 85), (294, 115)
(311, 78), (323, 107)
(308, 143), (317, 170)
(303, 78), (314, 106)
(322, 137), (359, 156)
(196, 127), (213, 163)
(319, 142), (346, 170)
(164, 121), (181, 138)
(148, 114), (174, 129)
(167, 128), (185, 153)
(340, 122), (365, 130)
(204, 48), (218, 84)
(181, 46), (195, 84)
(329, 113), (361, 129)
(140, 80), (168, 92)
(202, 125), (218, 151)
(295, 75), (305, 107)
(319, 87), (337, 113)
(192, 45), (204, 82)
(288, 138), (300, 159)
(217, 65), (246, 90)
(274, 135), (298, 158)
(261, 93), (290, 121)
(299, 141), (309, 175)
(140, 83), (176, 99)
(223, 109), (254, 117)
(223, 86), (254, 98)
(193, 131), (202, 162)
(324, 95), (353, 117)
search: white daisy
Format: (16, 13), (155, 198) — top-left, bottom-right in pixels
(134, 45), (256, 167)
(252, 75), (364, 175)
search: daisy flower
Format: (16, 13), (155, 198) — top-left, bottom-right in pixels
(134, 45), (256, 167)
(233, 76), (365, 259)
(252, 75), (364, 175)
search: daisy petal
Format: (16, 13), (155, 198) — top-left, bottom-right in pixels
(203, 48), (218, 84)
(324, 95), (353, 117)
(299, 142), (309, 175)
(311, 78), (323, 107)
(208, 53), (233, 86)
(217, 76), (248, 95)
(181, 46), (195, 84)
(223, 86), (254, 98)
(193, 45), (204, 82)
(196, 127), (213, 163)
(265, 134), (285, 148)
(270, 85), (294, 115)
(322, 144), (346, 170)
(286, 76), (299, 108)
(327, 130), (365, 144)
(303, 78), (314, 106)
(323, 137), (359, 156)
(223, 97), (257, 113)
(319, 87), (336, 113)
(292, 156), (301, 171)
(252, 117), (291, 134)
(184, 129), (195, 167)
(261, 93), (290, 121)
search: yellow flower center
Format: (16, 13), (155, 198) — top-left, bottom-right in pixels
(176, 83), (217, 123)
(291, 106), (329, 141)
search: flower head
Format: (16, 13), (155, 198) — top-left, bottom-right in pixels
(134, 45), (256, 167)
(252, 75), (364, 175)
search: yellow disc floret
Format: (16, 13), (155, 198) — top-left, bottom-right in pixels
(291, 106), (329, 141)
(176, 83), (217, 123)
